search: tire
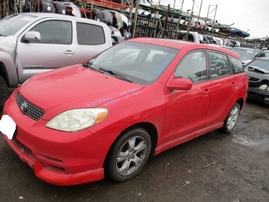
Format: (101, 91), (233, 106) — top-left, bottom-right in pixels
(220, 103), (240, 134)
(0, 75), (9, 109)
(105, 128), (151, 182)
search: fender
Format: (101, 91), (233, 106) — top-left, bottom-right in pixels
(0, 51), (18, 88)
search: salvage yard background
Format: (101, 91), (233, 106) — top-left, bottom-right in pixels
(0, 99), (269, 202)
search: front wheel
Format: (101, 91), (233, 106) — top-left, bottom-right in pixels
(0, 76), (9, 109)
(105, 128), (151, 182)
(220, 103), (240, 134)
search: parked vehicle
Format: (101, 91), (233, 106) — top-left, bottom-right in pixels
(177, 31), (200, 43)
(230, 27), (250, 38)
(231, 47), (263, 65)
(0, 12), (113, 108)
(191, 17), (206, 29)
(244, 57), (269, 105)
(1, 38), (248, 186)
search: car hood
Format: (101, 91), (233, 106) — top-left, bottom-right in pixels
(245, 68), (269, 80)
(19, 65), (143, 110)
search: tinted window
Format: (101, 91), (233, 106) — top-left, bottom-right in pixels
(31, 20), (72, 44)
(175, 51), (207, 82)
(209, 52), (230, 78)
(77, 22), (105, 45)
(229, 56), (244, 74)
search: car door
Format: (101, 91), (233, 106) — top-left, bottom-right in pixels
(162, 51), (212, 143)
(16, 19), (77, 83)
(205, 51), (237, 127)
(74, 22), (113, 62)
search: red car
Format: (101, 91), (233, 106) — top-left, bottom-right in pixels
(1, 38), (248, 186)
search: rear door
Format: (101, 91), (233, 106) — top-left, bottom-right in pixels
(205, 51), (237, 126)
(16, 19), (76, 83)
(74, 22), (112, 62)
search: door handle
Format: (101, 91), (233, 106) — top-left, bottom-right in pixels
(64, 50), (75, 55)
(230, 82), (236, 87)
(202, 89), (210, 94)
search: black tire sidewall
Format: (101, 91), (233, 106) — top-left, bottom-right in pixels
(222, 103), (240, 134)
(0, 76), (8, 109)
(105, 128), (151, 182)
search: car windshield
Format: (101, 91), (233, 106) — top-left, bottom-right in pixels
(246, 59), (269, 71)
(0, 14), (36, 36)
(85, 41), (179, 85)
(232, 48), (254, 61)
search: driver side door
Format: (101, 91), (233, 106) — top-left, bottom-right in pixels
(16, 19), (76, 83)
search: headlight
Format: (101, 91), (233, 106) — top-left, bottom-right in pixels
(259, 84), (268, 90)
(46, 108), (108, 132)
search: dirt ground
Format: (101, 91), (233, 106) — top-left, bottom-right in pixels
(0, 99), (269, 202)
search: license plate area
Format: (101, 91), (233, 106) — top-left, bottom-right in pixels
(0, 115), (16, 139)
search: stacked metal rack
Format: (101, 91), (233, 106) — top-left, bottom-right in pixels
(0, 0), (246, 44)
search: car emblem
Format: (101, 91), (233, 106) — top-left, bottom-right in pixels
(20, 101), (28, 114)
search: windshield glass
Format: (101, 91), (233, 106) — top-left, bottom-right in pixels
(232, 48), (254, 61)
(0, 14), (36, 36)
(87, 41), (179, 85)
(246, 59), (269, 71)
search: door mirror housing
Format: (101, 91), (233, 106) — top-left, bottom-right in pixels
(167, 78), (192, 90)
(23, 31), (41, 43)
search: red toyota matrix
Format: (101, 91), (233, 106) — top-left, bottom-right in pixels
(1, 38), (248, 186)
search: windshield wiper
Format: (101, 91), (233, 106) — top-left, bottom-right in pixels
(99, 67), (132, 82)
(248, 66), (269, 74)
(82, 62), (104, 73)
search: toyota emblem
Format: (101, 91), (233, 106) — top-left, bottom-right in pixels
(20, 101), (28, 114)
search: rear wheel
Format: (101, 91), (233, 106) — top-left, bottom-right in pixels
(0, 76), (8, 109)
(105, 128), (151, 182)
(221, 103), (240, 134)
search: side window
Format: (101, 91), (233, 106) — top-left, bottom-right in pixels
(31, 20), (72, 44)
(175, 51), (207, 83)
(77, 22), (105, 45)
(209, 52), (231, 78)
(229, 56), (244, 74)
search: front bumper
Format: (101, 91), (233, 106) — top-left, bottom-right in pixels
(1, 91), (117, 186)
(3, 135), (104, 186)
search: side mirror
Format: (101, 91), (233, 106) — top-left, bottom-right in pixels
(167, 78), (192, 90)
(22, 31), (41, 43)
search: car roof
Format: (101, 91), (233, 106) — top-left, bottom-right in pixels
(15, 12), (104, 24)
(128, 37), (240, 58)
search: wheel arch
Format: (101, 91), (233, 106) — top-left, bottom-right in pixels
(0, 52), (19, 87)
(103, 122), (158, 167)
(0, 62), (9, 86)
(236, 97), (245, 111)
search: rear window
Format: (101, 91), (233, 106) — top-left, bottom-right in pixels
(229, 56), (245, 74)
(77, 22), (105, 45)
(209, 51), (231, 78)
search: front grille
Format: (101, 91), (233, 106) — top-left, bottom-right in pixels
(248, 76), (260, 82)
(14, 138), (33, 157)
(16, 93), (44, 121)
